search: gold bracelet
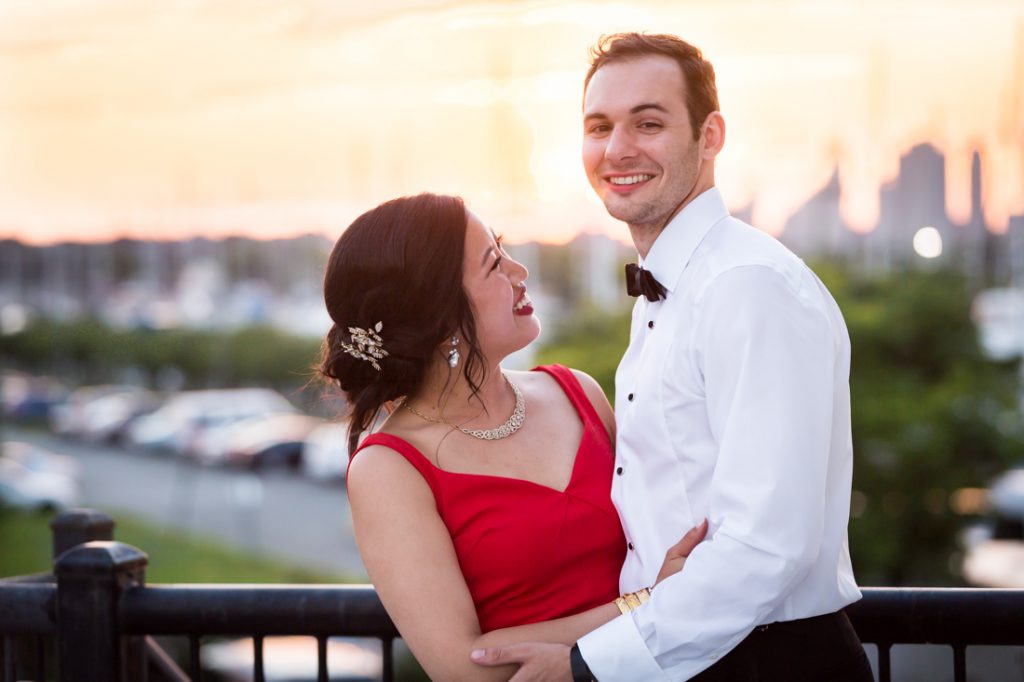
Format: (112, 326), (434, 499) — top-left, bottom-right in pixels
(614, 587), (653, 614)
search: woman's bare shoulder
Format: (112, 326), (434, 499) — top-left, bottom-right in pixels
(347, 441), (433, 505)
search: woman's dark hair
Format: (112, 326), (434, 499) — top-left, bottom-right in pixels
(319, 193), (486, 453)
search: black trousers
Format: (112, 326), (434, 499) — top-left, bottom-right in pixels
(690, 610), (874, 682)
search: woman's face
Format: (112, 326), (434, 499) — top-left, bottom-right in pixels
(461, 210), (540, 363)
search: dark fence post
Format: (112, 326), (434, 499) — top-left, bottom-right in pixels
(50, 508), (115, 562)
(54, 541), (147, 682)
(0, 508), (116, 680)
(2, 634), (46, 682)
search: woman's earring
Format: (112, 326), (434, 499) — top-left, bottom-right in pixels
(447, 336), (461, 368)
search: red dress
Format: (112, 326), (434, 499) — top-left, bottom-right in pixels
(351, 364), (626, 633)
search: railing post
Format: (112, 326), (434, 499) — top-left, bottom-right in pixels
(2, 634), (46, 682)
(0, 508), (115, 680)
(54, 541), (147, 682)
(50, 508), (115, 562)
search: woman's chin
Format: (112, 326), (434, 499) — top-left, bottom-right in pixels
(491, 324), (543, 365)
(522, 317), (542, 345)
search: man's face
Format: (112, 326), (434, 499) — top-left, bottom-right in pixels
(582, 55), (703, 230)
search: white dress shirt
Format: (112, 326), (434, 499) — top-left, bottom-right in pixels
(577, 188), (862, 681)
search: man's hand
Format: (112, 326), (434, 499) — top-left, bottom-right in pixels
(471, 642), (572, 682)
(655, 518), (709, 586)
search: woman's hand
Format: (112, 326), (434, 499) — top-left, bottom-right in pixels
(654, 518), (709, 586)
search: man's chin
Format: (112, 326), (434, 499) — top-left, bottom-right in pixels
(603, 200), (651, 226)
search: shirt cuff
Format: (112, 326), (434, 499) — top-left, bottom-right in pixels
(577, 613), (668, 682)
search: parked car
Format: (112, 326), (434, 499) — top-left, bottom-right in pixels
(0, 441), (81, 511)
(125, 388), (296, 456)
(2, 372), (67, 422)
(51, 385), (157, 443)
(962, 467), (1024, 587)
(301, 421), (351, 482)
(192, 412), (320, 470)
(51, 385), (127, 437)
(81, 389), (160, 443)
(2, 441), (80, 477)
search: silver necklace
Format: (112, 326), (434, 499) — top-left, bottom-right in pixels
(404, 375), (526, 441)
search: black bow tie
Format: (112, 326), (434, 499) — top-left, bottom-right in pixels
(625, 263), (667, 302)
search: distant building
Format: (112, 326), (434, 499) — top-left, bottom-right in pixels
(949, 150), (991, 281)
(0, 235), (334, 337)
(1, 141), (1019, 339)
(780, 169), (861, 260)
(867, 143), (951, 270)
(776, 143), (1012, 282)
(1009, 214), (1024, 288)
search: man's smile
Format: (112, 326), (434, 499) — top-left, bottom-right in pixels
(604, 173), (655, 192)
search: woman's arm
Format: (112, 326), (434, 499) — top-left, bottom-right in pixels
(348, 444), (517, 681)
(474, 603), (618, 650)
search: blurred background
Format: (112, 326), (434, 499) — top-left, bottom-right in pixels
(1, 0), (1024, 678)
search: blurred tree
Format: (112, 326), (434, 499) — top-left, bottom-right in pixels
(0, 320), (322, 399)
(820, 264), (1023, 585)
(535, 306), (631, 403)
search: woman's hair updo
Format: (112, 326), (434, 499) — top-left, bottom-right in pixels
(319, 193), (485, 452)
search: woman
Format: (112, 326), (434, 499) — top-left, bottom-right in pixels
(321, 193), (703, 680)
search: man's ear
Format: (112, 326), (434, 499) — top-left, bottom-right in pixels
(700, 112), (725, 160)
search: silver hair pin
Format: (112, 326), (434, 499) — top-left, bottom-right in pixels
(341, 321), (389, 371)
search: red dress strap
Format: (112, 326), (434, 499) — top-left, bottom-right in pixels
(349, 432), (444, 513)
(532, 365), (610, 447)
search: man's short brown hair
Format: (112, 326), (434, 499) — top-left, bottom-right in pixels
(584, 32), (719, 141)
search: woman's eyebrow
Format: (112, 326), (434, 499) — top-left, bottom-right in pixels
(481, 247), (497, 267)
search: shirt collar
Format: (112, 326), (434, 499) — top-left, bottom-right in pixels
(638, 187), (728, 293)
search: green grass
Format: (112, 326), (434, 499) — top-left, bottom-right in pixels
(0, 507), (353, 584)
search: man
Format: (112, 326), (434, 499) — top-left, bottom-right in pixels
(473, 33), (872, 680)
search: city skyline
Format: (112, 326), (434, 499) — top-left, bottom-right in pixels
(3, 137), (1024, 344)
(1, 0), (1022, 245)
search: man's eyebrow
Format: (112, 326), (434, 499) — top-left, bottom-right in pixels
(583, 103), (670, 122)
(630, 103), (669, 115)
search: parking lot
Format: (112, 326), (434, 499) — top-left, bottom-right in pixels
(6, 427), (366, 578)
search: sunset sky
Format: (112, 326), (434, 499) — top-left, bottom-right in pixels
(1, 0), (1022, 245)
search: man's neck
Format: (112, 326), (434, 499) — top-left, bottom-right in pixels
(629, 197), (690, 261)
(628, 223), (666, 261)
(630, 180), (715, 260)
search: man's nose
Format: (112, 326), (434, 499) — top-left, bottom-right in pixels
(604, 127), (636, 162)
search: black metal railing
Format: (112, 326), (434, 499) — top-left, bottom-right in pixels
(120, 583), (398, 681)
(3, 508), (1024, 682)
(847, 587), (1024, 682)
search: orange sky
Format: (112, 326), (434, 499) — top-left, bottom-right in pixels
(0, 0), (1022, 245)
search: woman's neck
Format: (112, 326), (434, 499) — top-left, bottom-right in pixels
(410, 359), (513, 425)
